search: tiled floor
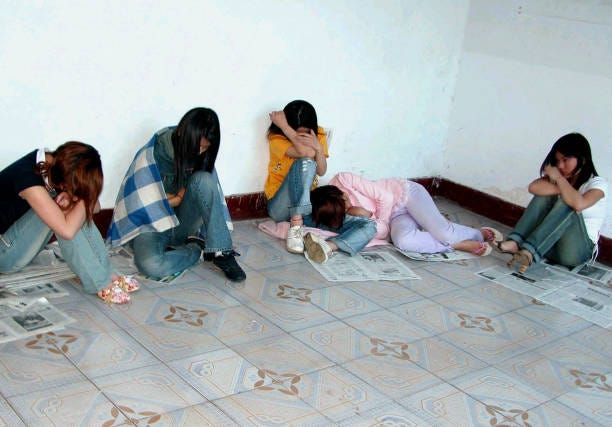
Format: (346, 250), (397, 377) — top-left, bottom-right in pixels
(1, 198), (610, 426)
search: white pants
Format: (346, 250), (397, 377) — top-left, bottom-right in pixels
(389, 181), (482, 253)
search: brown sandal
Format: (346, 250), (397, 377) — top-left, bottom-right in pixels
(508, 249), (533, 273)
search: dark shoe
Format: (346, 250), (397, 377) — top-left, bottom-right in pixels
(213, 250), (246, 282)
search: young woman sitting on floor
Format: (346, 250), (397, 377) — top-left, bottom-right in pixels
(496, 133), (607, 272)
(0, 142), (138, 304)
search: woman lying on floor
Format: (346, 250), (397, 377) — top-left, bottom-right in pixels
(496, 133), (607, 272)
(310, 172), (503, 256)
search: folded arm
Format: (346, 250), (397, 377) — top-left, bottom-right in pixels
(19, 186), (86, 240)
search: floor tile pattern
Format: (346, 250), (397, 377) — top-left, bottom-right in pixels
(1, 199), (609, 426)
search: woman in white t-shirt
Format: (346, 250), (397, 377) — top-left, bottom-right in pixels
(496, 133), (607, 271)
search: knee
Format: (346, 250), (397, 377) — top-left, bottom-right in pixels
(390, 227), (416, 250)
(293, 158), (317, 177)
(134, 256), (161, 279)
(187, 171), (215, 193)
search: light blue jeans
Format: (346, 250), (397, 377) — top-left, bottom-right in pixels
(303, 214), (377, 256)
(507, 195), (594, 267)
(0, 209), (113, 293)
(132, 171), (233, 279)
(267, 158), (317, 221)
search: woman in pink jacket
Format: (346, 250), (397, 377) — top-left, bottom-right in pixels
(311, 172), (502, 256)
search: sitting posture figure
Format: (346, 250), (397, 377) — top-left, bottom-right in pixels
(108, 107), (246, 282)
(0, 142), (138, 304)
(264, 100), (329, 254)
(496, 133), (607, 272)
(311, 172), (502, 256)
(264, 101), (377, 262)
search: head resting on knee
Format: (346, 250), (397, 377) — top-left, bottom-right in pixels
(311, 185), (345, 229)
(42, 141), (103, 223)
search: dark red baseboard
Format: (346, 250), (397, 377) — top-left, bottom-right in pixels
(94, 178), (611, 266)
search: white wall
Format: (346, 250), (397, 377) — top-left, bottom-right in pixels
(445, 0), (612, 236)
(0, 0), (469, 207)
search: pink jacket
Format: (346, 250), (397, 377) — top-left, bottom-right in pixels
(329, 172), (405, 240)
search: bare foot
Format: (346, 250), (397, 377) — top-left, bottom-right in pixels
(497, 240), (519, 254)
(452, 240), (492, 256)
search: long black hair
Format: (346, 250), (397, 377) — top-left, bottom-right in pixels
(172, 107), (220, 187)
(268, 100), (319, 137)
(540, 133), (598, 189)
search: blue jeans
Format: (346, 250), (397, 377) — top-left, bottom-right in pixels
(267, 158), (317, 221)
(303, 214), (377, 256)
(132, 171), (233, 279)
(0, 209), (113, 293)
(507, 195), (594, 267)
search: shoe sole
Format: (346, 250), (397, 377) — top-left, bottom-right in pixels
(304, 233), (328, 264)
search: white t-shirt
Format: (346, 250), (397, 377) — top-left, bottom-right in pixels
(579, 175), (608, 243)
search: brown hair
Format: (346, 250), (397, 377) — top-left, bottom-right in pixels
(42, 142), (103, 223)
(310, 185), (345, 229)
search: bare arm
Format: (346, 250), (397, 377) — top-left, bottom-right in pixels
(532, 166), (605, 211)
(269, 112), (326, 174)
(528, 177), (560, 196)
(166, 187), (186, 208)
(19, 186), (86, 240)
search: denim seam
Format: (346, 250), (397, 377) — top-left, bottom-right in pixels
(527, 211), (575, 260)
(328, 236), (356, 257)
(203, 247), (232, 253)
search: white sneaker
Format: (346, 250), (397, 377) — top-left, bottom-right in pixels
(286, 225), (304, 254)
(304, 232), (333, 263)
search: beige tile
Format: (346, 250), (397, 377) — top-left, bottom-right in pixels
(7, 380), (127, 426)
(291, 320), (368, 364)
(343, 354), (443, 399)
(447, 367), (551, 412)
(214, 387), (330, 426)
(399, 382), (504, 427)
(498, 337), (611, 398)
(93, 365), (206, 422)
(439, 311), (561, 364)
(169, 347), (263, 400)
(233, 334), (333, 376)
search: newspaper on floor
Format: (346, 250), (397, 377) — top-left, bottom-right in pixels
(0, 248), (75, 290)
(0, 297), (76, 344)
(0, 282), (68, 300)
(306, 248), (421, 282)
(476, 263), (612, 328)
(397, 249), (477, 262)
(543, 260), (612, 287)
(137, 269), (186, 285)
